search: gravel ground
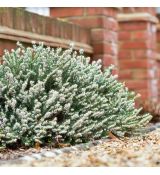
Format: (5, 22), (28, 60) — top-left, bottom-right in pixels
(1, 128), (160, 167)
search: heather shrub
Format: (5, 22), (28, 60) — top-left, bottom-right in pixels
(0, 42), (152, 148)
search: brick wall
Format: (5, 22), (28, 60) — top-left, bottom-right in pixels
(50, 7), (119, 71)
(50, 8), (160, 100)
(118, 12), (159, 101)
(0, 8), (92, 60)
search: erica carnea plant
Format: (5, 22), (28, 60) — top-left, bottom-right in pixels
(0, 42), (152, 148)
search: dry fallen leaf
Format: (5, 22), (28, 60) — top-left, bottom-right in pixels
(108, 131), (120, 140)
(58, 143), (71, 148)
(108, 131), (124, 144)
(35, 142), (41, 152)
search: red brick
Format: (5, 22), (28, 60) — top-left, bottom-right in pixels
(50, 7), (84, 17)
(119, 22), (149, 31)
(79, 28), (91, 44)
(91, 29), (117, 42)
(105, 31), (117, 42)
(93, 42), (117, 55)
(104, 18), (119, 31)
(3, 41), (16, 52)
(133, 70), (155, 79)
(118, 50), (133, 59)
(69, 16), (105, 28)
(147, 39), (156, 50)
(0, 40), (17, 57)
(120, 41), (149, 49)
(119, 70), (132, 79)
(119, 60), (153, 69)
(51, 8), (118, 32)
(133, 50), (152, 59)
(119, 31), (132, 40)
(132, 31), (150, 40)
(125, 80), (148, 90)
(86, 7), (118, 18)
(102, 55), (117, 67)
(91, 30), (104, 41)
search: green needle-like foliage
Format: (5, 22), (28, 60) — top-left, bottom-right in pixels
(0, 42), (152, 148)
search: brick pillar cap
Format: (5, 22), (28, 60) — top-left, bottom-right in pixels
(118, 13), (159, 24)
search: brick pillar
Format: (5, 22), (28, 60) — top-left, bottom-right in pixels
(50, 8), (119, 70)
(118, 13), (159, 101)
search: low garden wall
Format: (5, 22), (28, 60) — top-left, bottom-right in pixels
(0, 8), (93, 62)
